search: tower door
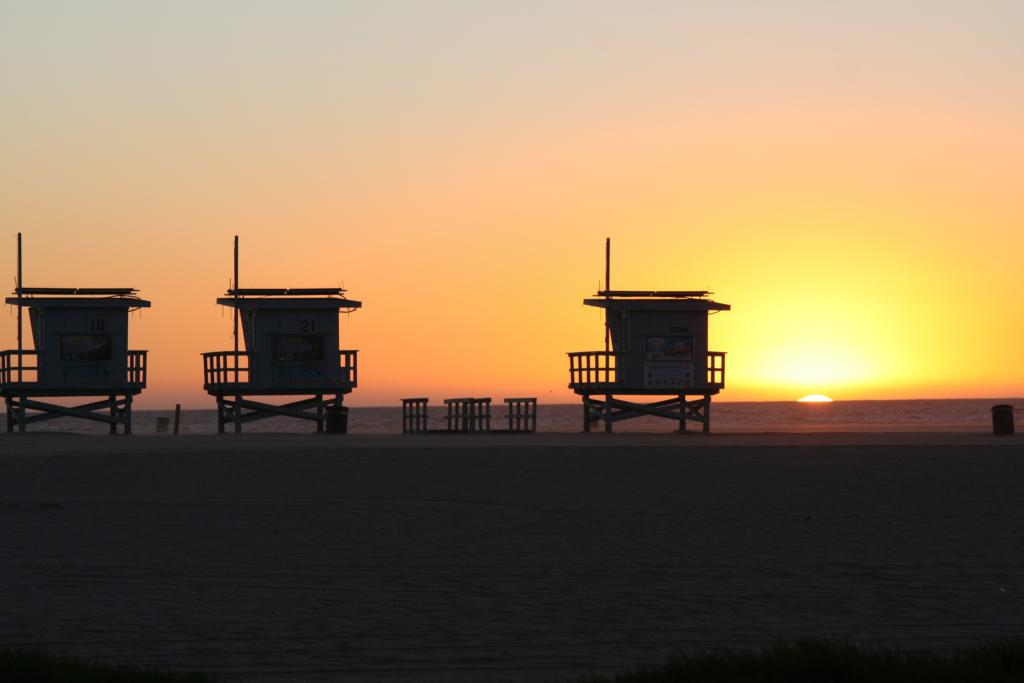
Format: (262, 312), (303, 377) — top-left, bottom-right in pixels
(643, 335), (695, 389)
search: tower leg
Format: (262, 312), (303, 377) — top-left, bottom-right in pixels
(604, 395), (613, 433)
(583, 396), (591, 433)
(678, 395), (686, 433)
(216, 396), (225, 434)
(335, 394), (347, 435)
(316, 394), (324, 433)
(109, 395), (118, 435)
(233, 394), (242, 434)
(17, 395), (26, 433)
(124, 395), (133, 435)
(5, 397), (13, 433)
(703, 395), (711, 434)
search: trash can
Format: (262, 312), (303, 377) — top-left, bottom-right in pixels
(325, 406), (349, 434)
(991, 404), (1014, 436)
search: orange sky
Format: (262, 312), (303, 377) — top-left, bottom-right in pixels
(2, 3), (1022, 407)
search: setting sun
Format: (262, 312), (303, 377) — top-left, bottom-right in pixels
(797, 394), (834, 403)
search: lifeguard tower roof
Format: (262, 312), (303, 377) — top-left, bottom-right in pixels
(6, 287), (150, 308)
(584, 290), (730, 312)
(216, 287), (361, 310)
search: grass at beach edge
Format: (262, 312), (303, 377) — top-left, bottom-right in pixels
(573, 637), (1024, 682)
(6, 637), (1024, 681)
(0, 646), (216, 682)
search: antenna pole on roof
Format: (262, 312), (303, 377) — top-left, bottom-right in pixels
(605, 237), (610, 296)
(16, 232), (23, 383)
(233, 235), (240, 385)
(604, 237), (610, 355)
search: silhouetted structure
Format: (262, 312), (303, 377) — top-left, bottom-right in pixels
(444, 397), (492, 432)
(568, 239), (730, 432)
(202, 237), (361, 433)
(2, 234), (150, 433)
(402, 398), (429, 433)
(991, 404), (1015, 436)
(401, 397), (536, 434)
(504, 397), (537, 432)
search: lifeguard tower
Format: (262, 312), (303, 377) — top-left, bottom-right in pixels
(567, 239), (730, 433)
(2, 234), (150, 433)
(202, 237), (361, 433)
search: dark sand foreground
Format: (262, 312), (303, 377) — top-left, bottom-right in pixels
(2, 432), (1023, 681)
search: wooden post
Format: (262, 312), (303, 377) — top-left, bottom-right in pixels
(605, 237), (610, 295)
(109, 395), (117, 435)
(233, 394), (242, 434)
(679, 394), (686, 433)
(604, 237), (610, 354)
(16, 232), (23, 384)
(583, 395), (591, 432)
(233, 236), (240, 387)
(173, 403), (181, 435)
(703, 395), (711, 434)
(604, 394), (613, 433)
(316, 394), (324, 433)
(216, 397), (225, 434)
(18, 395), (26, 433)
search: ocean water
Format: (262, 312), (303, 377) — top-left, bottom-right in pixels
(3, 399), (1018, 435)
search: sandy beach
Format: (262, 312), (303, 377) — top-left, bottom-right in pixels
(1, 432), (1023, 682)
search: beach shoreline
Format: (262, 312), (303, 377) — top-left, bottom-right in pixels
(3, 398), (1019, 437)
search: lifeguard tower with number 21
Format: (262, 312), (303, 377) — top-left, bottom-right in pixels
(202, 237), (361, 433)
(2, 234), (150, 433)
(568, 239), (730, 433)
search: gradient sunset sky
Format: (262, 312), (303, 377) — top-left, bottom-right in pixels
(2, 2), (1022, 408)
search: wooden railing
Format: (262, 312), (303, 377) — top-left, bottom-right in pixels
(568, 351), (619, 387)
(444, 397), (492, 432)
(504, 397), (537, 433)
(127, 350), (148, 386)
(202, 351), (252, 388)
(568, 350), (727, 389)
(202, 350), (358, 389)
(0, 349), (147, 387)
(707, 351), (726, 389)
(402, 397), (430, 433)
(0, 350), (38, 385)
(340, 350), (358, 387)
